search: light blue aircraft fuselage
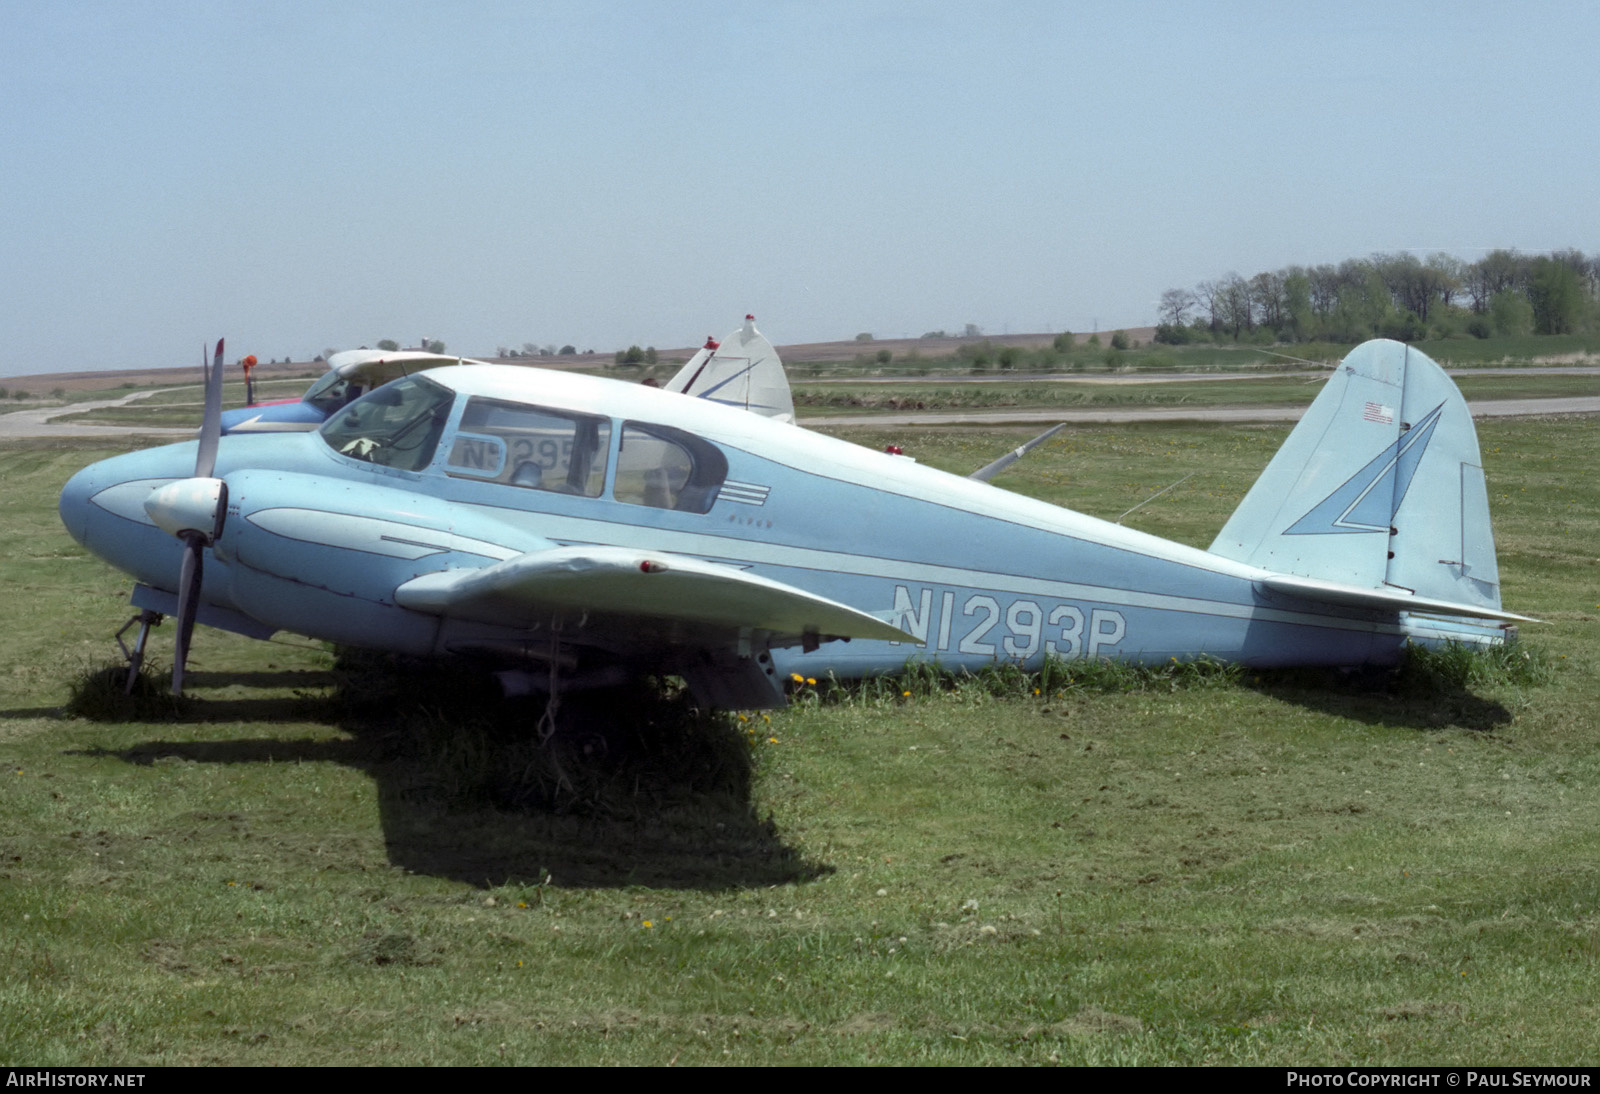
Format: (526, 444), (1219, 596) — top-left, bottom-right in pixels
(59, 339), (1524, 708)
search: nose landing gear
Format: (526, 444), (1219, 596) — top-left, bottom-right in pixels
(114, 608), (164, 695)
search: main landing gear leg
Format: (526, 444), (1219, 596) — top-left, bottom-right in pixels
(536, 629), (563, 746)
(115, 609), (163, 695)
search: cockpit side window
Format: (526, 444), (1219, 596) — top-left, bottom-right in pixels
(613, 422), (727, 514)
(445, 398), (610, 497)
(319, 375), (454, 472)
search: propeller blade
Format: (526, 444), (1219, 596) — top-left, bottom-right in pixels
(172, 534), (204, 696)
(195, 337), (224, 479)
(159, 336), (225, 695)
(968, 422), (1067, 482)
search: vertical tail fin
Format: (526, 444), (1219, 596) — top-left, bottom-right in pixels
(664, 315), (795, 423)
(1210, 339), (1502, 613)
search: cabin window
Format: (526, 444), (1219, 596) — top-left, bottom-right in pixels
(442, 432), (506, 479)
(445, 398), (610, 497)
(613, 422), (727, 514)
(319, 374), (453, 472)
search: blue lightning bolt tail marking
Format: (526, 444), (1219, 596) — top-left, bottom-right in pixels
(1283, 402), (1445, 536)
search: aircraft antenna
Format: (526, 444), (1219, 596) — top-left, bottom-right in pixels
(1115, 473), (1193, 524)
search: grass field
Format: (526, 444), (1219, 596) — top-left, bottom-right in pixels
(2, 414), (1598, 1066)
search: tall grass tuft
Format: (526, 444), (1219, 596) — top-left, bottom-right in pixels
(801, 654), (1243, 707)
(1396, 639), (1556, 694)
(62, 661), (184, 721)
(796, 645), (1549, 711)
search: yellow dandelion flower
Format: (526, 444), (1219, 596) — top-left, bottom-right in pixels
(643, 920), (654, 928)
(768, 737), (779, 744)
(805, 677), (816, 686)
(790, 673), (804, 683)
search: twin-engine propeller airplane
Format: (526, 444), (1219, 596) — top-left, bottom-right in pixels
(59, 327), (1527, 707)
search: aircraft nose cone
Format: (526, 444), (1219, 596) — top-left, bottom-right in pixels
(57, 445), (194, 562)
(58, 463), (101, 548)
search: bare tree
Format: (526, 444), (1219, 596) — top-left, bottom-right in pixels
(1477, 249), (1526, 306)
(1308, 264), (1342, 318)
(1249, 270), (1286, 330)
(1193, 279), (1224, 333)
(1158, 288), (1194, 327)
(1219, 273), (1252, 336)
(1426, 252), (1464, 310)
(1370, 252), (1438, 320)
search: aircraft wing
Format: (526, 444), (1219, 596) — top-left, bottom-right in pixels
(394, 545), (914, 648)
(326, 349), (484, 387)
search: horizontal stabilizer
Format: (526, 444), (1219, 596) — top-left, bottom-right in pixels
(1259, 573), (1534, 623)
(395, 546), (914, 648)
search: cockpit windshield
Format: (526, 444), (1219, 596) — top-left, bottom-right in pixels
(319, 374), (454, 472)
(304, 371), (364, 414)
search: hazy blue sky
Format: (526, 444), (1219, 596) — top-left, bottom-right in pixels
(4, 0), (1596, 376)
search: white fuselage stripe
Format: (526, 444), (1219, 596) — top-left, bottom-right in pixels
(461, 505), (1413, 639)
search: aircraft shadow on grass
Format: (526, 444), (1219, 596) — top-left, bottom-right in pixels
(60, 663), (828, 891)
(1239, 669), (1515, 733)
(47, 650), (1518, 894)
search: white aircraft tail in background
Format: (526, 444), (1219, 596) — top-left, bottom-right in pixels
(665, 315), (794, 423)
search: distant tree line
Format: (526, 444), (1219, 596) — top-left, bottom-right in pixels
(919, 324), (986, 339)
(1156, 249), (1599, 345)
(374, 339), (447, 354)
(497, 342), (586, 358)
(613, 345), (658, 366)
